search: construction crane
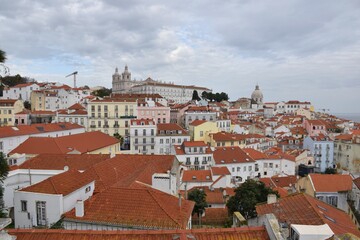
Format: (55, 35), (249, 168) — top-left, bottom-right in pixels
(65, 71), (78, 88)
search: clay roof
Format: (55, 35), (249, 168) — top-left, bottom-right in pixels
(189, 119), (207, 126)
(309, 174), (352, 192)
(243, 148), (268, 160)
(192, 207), (230, 226)
(307, 120), (325, 126)
(256, 193), (360, 237)
(259, 175), (297, 188)
(8, 226), (269, 240)
(13, 82), (38, 88)
(0, 99), (17, 106)
(213, 147), (255, 165)
(64, 186), (194, 229)
(20, 170), (93, 196)
(353, 177), (360, 190)
(183, 141), (208, 147)
(182, 170), (212, 182)
(191, 186), (225, 204)
(68, 103), (85, 110)
(83, 154), (175, 193)
(10, 131), (118, 155)
(335, 134), (353, 141)
(0, 122), (84, 138)
(18, 154), (110, 171)
(211, 166), (231, 175)
(130, 118), (155, 125)
(211, 132), (247, 142)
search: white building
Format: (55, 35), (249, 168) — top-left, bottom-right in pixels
(55, 103), (88, 127)
(213, 147), (256, 185)
(173, 141), (214, 170)
(14, 170), (95, 228)
(184, 106), (218, 129)
(155, 123), (190, 154)
(303, 135), (334, 173)
(1, 83), (40, 102)
(284, 100), (311, 114)
(129, 119), (156, 154)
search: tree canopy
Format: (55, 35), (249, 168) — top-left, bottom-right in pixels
(201, 91), (229, 102)
(226, 179), (279, 219)
(187, 188), (207, 218)
(0, 50), (6, 63)
(93, 88), (112, 98)
(192, 90), (201, 101)
(0, 152), (9, 217)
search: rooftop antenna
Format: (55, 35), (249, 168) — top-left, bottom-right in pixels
(65, 71), (78, 88)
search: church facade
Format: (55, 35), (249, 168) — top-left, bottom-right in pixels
(112, 66), (211, 104)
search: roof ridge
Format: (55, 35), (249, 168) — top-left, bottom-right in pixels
(147, 188), (182, 228)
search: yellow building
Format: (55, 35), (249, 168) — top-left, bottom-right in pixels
(87, 98), (138, 143)
(207, 132), (246, 148)
(0, 99), (24, 126)
(188, 120), (219, 142)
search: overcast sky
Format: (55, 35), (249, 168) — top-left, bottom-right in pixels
(1, 0), (359, 113)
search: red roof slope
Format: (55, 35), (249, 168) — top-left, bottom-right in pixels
(10, 131), (118, 155)
(8, 227), (269, 240)
(18, 154), (110, 171)
(83, 154), (175, 193)
(0, 122), (83, 138)
(309, 174), (352, 192)
(64, 186), (194, 229)
(213, 147), (255, 164)
(256, 193), (360, 237)
(20, 170), (93, 196)
(182, 170), (212, 182)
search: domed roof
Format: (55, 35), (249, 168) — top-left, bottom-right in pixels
(113, 67), (120, 76)
(251, 84), (263, 100)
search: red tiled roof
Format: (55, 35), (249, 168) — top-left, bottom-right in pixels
(243, 148), (268, 160)
(213, 147), (255, 165)
(259, 175), (297, 188)
(157, 123), (185, 131)
(211, 132), (247, 142)
(10, 131), (118, 155)
(189, 119), (207, 126)
(8, 226), (269, 240)
(130, 118), (155, 125)
(68, 103), (85, 110)
(0, 99), (17, 106)
(192, 207), (229, 226)
(18, 154), (110, 171)
(83, 154), (175, 193)
(211, 166), (230, 175)
(309, 174), (352, 192)
(256, 193), (360, 237)
(20, 170), (93, 195)
(182, 170), (212, 182)
(0, 122), (84, 138)
(353, 177), (360, 190)
(64, 186), (194, 229)
(335, 134), (353, 141)
(183, 141), (207, 147)
(13, 82), (38, 88)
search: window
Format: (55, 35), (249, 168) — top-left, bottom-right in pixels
(160, 139), (164, 144)
(143, 129), (146, 136)
(237, 167), (240, 172)
(264, 163), (268, 168)
(151, 129), (154, 136)
(135, 130), (138, 136)
(21, 200), (27, 212)
(200, 131), (204, 137)
(85, 186), (91, 193)
(269, 163), (273, 168)
(166, 139), (169, 144)
(36, 201), (47, 226)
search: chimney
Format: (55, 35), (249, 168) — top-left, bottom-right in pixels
(75, 200), (84, 217)
(267, 194), (277, 204)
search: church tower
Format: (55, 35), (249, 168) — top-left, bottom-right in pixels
(112, 67), (121, 93)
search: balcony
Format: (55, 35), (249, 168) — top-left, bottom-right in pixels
(255, 168), (259, 172)
(194, 161), (200, 165)
(120, 115), (137, 119)
(113, 124), (119, 128)
(103, 125), (109, 128)
(90, 125), (96, 128)
(202, 161), (207, 165)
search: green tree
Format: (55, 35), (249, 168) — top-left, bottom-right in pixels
(93, 88), (112, 98)
(0, 50), (6, 63)
(0, 152), (10, 217)
(188, 188), (207, 225)
(226, 179), (279, 219)
(24, 100), (31, 110)
(325, 168), (337, 174)
(192, 90), (201, 101)
(113, 133), (124, 146)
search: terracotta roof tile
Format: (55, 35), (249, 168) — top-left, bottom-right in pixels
(183, 141), (207, 147)
(256, 193), (360, 237)
(20, 170), (93, 195)
(211, 166), (231, 175)
(10, 131), (118, 155)
(68, 103), (86, 110)
(243, 148), (268, 160)
(0, 122), (84, 138)
(64, 186), (194, 229)
(189, 119), (207, 126)
(18, 154), (110, 171)
(213, 147), (255, 165)
(211, 132), (247, 142)
(182, 170), (212, 182)
(8, 226), (269, 240)
(353, 177), (360, 189)
(309, 174), (352, 192)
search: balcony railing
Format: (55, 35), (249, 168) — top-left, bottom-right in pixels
(103, 125), (109, 128)
(90, 125), (96, 128)
(113, 124), (119, 128)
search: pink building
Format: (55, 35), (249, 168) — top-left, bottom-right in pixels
(304, 119), (327, 136)
(137, 100), (171, 124)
